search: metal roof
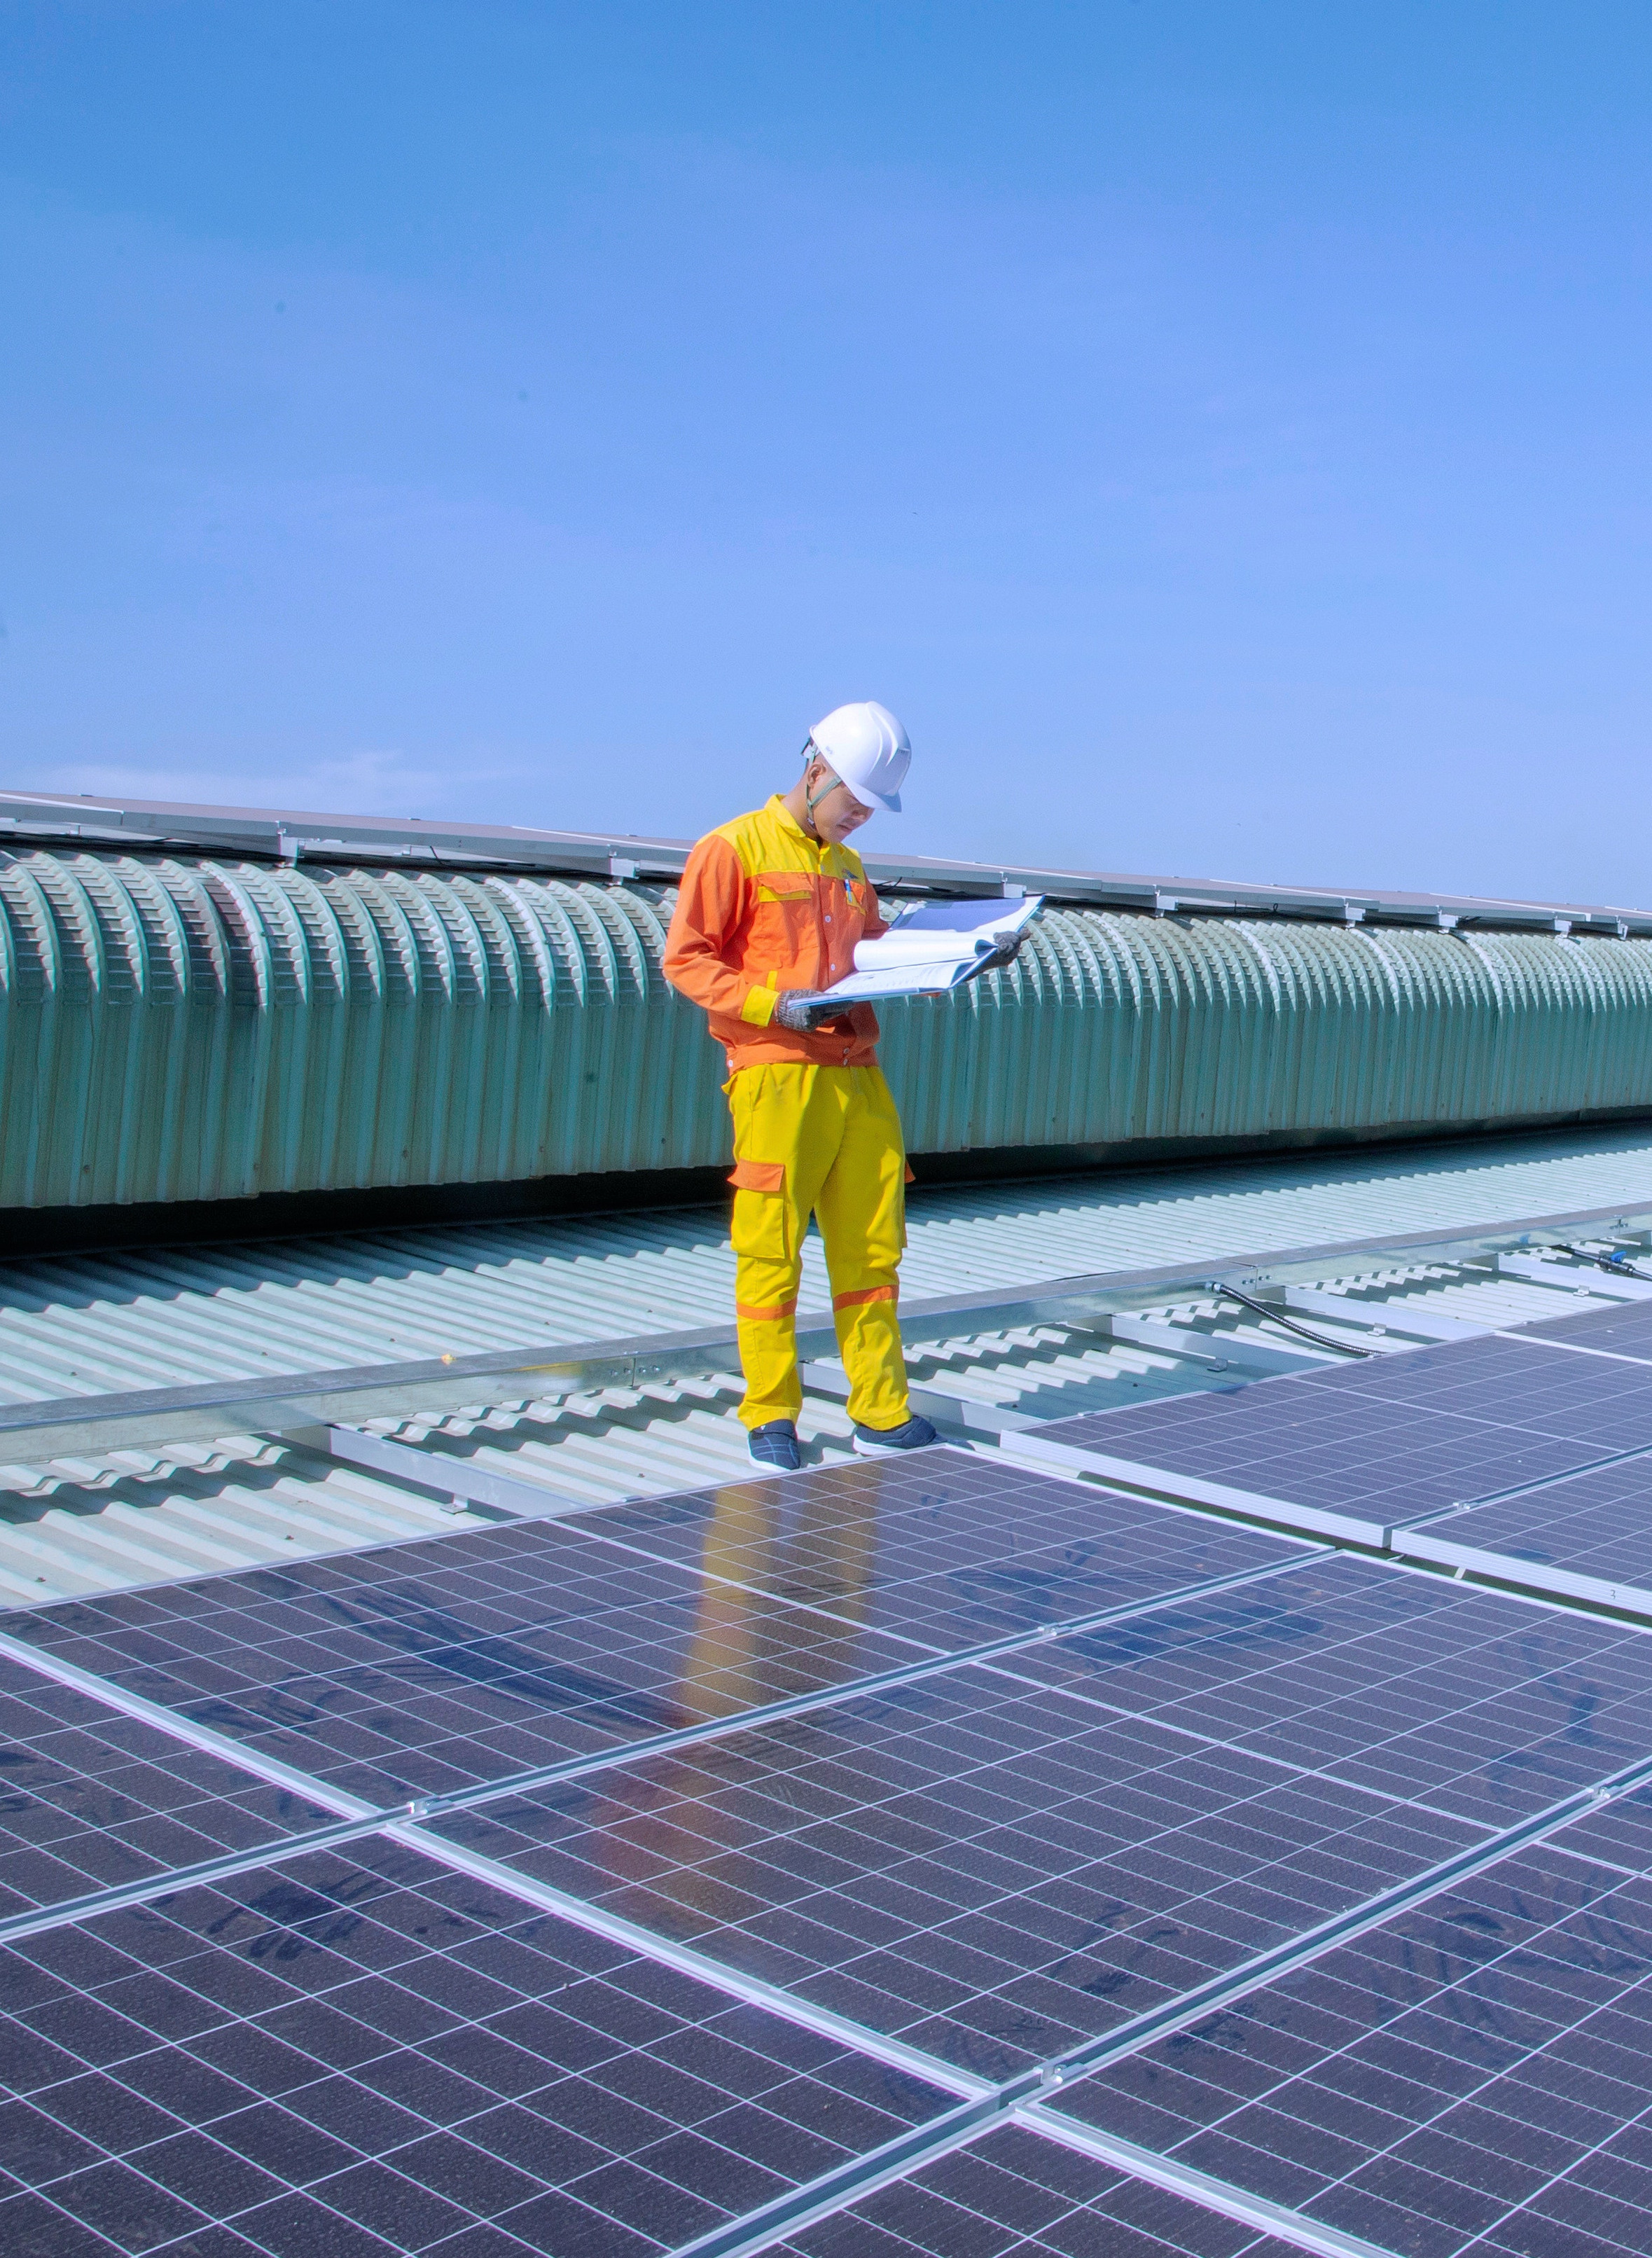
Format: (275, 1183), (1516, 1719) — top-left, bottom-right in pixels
(2, 784), (1646, 933)
(3, 1121), (1652, 1402)
(6, 1121), (1652, 1602)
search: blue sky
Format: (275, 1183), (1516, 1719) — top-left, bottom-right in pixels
(4, 2), (1651, 901)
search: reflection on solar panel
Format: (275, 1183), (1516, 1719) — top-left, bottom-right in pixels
(1049, 1822), (1652, 2257)
(429, 1556), (1652, 2084)
(434, 1681), (1471, 2084)
(1, 1515), (923, 1808)
(0, 1457), (1302, 1809)
(579, 1454), (1303, 1647)
(0, 1651), (333, 1918)
(0, 1834), (955, 2257)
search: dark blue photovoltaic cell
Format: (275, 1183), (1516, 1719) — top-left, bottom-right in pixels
(0, 1650), (333, 1918)
(1422, 1456), (1652, 1593)
(771, 2121), (1303, 2256)
(429, 1556), (1652, 2079)
(0, 1834), (953, 2257)
(1051, 1813), (1652, 2258)
(0, 1460), (1298, 1809)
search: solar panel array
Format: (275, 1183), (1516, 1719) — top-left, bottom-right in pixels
(429, 1558), (1651, 2075)
(1, 1288), (1652, 2257)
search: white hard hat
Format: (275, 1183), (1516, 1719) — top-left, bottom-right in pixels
(806, 700), (910, 815)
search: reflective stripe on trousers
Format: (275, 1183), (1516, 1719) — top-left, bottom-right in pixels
(725, 1060), (910, 1432)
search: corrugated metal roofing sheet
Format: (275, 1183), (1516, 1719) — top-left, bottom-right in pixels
(2, 1229), (1644, 1606)
(3, 1122), (1652, 1402)
(0, 1384), (866, 1605)
(0, 1437), (503, 1604)
(11, 847), (1652, 1210)
(370, 1383), (861, 1514)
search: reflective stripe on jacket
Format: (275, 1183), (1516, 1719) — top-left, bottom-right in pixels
(662, 796), (889, 1072)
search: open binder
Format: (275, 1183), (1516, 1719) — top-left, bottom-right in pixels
(822, 894), (1043, 1003)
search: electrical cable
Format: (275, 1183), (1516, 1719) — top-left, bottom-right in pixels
(1557, 1242), (1652, 1284)
(1209, 1280), (1378, 1358)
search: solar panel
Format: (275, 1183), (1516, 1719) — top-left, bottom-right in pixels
(769, 2119), (1305, 2254)
(1025, 1309), (1652, 1535)
(1522, 1294), (1652, 1357)
(1296, 1329), (1652, 1451)
(0, 1832), (956, 2257)
(1008, 1556), (1652, 1829)
(1048, 1817), (1652, 2257)
(0, 1649), (335, 1920)
(580, 1453), (1305, 1650)
(1397, 1456), (1652, 1609)
(426, 1558), (1652, 2079)
(0, 1460), (1300, 1812)
(0, 1514), (925, 1810)
(1027, 1311), (1652, 1532)
(1032, 1361), (1643, 1527)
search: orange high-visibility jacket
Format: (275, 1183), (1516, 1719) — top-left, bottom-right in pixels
(662, 796), (890, 1072)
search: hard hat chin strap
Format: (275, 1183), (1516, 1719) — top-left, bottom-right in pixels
(801, 741), (845, 833)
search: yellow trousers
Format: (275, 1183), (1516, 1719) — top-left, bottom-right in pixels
(726, 1062), (910, 1432)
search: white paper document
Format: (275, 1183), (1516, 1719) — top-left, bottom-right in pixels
(822, 894), (1043, 1003)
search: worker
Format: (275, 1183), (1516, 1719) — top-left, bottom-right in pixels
(662, 701), (939, 1471)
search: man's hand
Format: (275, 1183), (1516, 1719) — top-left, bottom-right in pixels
(978, 932), (1028, 974)
(773, 990), (846, 1032)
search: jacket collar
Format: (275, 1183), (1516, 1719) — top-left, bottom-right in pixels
(765, 795), (849, 871)
(765, 794), (811, 840)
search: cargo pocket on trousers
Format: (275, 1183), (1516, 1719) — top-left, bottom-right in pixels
(728, 1158), (791, 1263)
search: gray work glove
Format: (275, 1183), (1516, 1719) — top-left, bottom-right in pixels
(773, 990), (847, 1032)
(978, 931), (1028, 974)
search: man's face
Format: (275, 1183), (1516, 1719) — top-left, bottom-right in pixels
(807, 760), (875, 844)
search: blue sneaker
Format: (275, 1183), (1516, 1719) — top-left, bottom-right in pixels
(747, 1420), (801, 1472)
(852, 1414), (939, 1457)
